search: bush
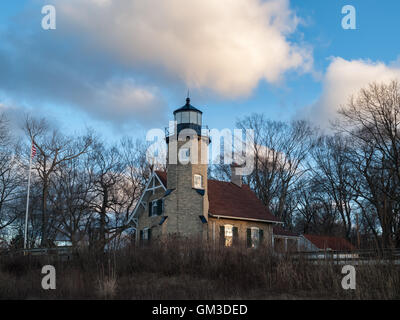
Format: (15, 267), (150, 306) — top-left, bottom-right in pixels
(0, 240), (398, 299)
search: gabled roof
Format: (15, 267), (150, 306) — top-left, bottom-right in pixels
(156, 170), (167, 186)
(155, 171), (280, 223)
(303, 234), (356, 251)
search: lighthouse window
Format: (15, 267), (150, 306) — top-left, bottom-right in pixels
(175, 112), (182, 124)
(181, 111), (190, 123)
(194, 174), (203, 189)
(190, 111), (198, 124)
(197, 113), (202, 125)
(179, 148), (190, 164)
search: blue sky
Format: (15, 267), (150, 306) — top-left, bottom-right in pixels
(1, 0), (400, 142)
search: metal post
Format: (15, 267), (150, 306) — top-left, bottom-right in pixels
(24, 141), (33, 251)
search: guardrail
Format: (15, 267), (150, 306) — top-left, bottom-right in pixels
(288, 248), (400, 265)
(0, 246), (74, 258)
(165, 125), (210, 137)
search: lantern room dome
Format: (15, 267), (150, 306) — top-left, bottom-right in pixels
(173, 97), (202, 115)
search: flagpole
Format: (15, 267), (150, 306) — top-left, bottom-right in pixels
(24, 140), (33, 251)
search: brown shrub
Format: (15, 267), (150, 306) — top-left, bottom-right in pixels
(0, 240), (398, 299)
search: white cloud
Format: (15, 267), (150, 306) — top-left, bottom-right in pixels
(0, 30), (166, 128)
(54, 0), (312, 97)
(301, 57), (400, 128)
(83, 79), (166, 125)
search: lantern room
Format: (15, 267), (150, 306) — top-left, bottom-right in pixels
(173, 97), (203, 135)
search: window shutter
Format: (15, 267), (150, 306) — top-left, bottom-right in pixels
(219, 226), (225, 246)
(139, 230), (143, 246)
(232, 227), (239, 246)
(246, 228), (252, 248)
(148, 201), (153, 217)
(157, 199), (163, 216)
(259, 229), (264, 245)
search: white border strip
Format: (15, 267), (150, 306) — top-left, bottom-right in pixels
(208, 213), (282, 224)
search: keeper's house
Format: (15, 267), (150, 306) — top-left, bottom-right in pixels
(127, 98), (281, 248)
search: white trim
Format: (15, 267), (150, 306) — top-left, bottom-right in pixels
(142, 227), (149, 240)
(212, 221), (215, 244)
(273, 235), (300, 240)
(154, 172), (166, 189)
(208, 213), (281, 224)
(127, 172), (167, 223)
(147, 185), (164, 191)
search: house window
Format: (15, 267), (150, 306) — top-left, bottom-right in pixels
(142, 228), (149, 240)
(140, 228), (151, 243)
(247, 227), (263, 248)
(193, 174), (203, 189)
(224, 224), (233, 247)
(251, 228), (259, 248)
(149, 199), (164, 217)
(152, 200), (158, 216)
(220, 225), (238, 247)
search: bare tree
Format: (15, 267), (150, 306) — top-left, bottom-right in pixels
(308, 134), (357, 239)
(0, 115), (21, 236)
(24, 116), (93, 246)
(48, 149), (95, 247)
(86, 137), (153, 251)
(236, 115), (314, 227)
(336, 81), (400, 249)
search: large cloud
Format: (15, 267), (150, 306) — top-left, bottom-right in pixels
(301, 57), (400, 129)
(54, 0), (312, 97)
(0, 23), (166, 128)
(0, 0), (312, 129)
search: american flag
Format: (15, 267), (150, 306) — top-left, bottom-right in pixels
(31, 142), (37, 159)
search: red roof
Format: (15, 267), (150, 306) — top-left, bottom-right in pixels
(156, 170), (167, 186)
(303, 234), (356, 251)
(155, 171), (279, 223)
(273, 226), (299, 237)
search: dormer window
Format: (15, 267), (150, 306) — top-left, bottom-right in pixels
(193, 174), (203, 189)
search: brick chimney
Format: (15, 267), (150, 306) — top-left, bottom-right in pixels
(230, 163), (242, 187)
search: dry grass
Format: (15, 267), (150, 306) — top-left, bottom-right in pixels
(0, 240), (399, 300)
